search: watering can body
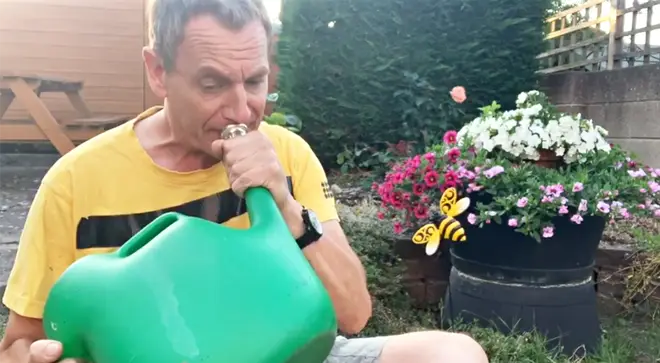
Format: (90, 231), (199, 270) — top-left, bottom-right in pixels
(43, 187), (338, 363)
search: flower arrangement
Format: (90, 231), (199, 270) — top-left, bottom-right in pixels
(376, 90), (660, 241)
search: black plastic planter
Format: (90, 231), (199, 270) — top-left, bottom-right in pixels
(442, 192), (606, 357)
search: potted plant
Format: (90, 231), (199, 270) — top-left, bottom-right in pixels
(376, 90), (660, 356)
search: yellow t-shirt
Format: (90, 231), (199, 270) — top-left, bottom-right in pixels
(3, 107), (338, 319)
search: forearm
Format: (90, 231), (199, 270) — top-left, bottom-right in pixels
(303, 236), (372, 334)
(280, 197), (372, 333)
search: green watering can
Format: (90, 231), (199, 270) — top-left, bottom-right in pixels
(42, 125), (338, 363)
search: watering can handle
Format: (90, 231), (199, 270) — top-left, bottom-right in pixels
(244, 187), (288, 232)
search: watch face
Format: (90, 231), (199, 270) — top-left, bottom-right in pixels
(307, 209), (323, 234)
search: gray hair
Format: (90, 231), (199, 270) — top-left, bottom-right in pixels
(147, 0), (272, 71)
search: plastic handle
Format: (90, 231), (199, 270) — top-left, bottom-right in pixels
(116, 212), (181, 258)
(244, 187), (287, 231)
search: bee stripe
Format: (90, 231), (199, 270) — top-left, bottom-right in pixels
(444, 221), (459, 240)
(453, 228), (466, 241)
(438, 216), (452, 238)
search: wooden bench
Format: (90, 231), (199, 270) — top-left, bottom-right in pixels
(0, 74), (131, 154)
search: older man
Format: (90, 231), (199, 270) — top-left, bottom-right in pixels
(0, 0), (488, 362)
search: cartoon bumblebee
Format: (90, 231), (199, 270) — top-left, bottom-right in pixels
(411, 187), (470, 256)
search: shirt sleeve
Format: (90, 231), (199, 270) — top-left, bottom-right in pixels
(2, 182), (76, 319)
(289, 137), (339, 223)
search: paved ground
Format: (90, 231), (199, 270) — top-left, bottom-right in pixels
(0, 154), (57, 305)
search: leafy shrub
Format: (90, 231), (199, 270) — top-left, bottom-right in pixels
(277, 0), (552, 167)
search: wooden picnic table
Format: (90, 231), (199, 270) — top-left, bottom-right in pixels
(0, 74), (130, 155)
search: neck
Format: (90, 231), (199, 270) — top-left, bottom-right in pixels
(135, 109), (219, 172)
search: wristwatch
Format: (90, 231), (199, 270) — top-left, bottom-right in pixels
(295, 208), (323, 249)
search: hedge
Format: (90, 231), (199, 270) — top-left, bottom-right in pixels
(277, 0), (552, 167)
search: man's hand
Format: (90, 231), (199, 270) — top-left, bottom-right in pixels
(29, 340), (84, 363)
(211, 129), (297, 215)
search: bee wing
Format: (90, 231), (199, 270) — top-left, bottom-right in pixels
(447, 197), (471, 217)
(412, 223), (437, 244)
(425, 231), (441, 255)
(439, 187), (458, 215)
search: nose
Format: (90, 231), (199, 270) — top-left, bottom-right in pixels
(223, 83), (252, 125)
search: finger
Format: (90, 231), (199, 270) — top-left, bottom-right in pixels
(211, 139), (224, 159)
(29, 340), (62, 363)
(60, 359), (88, 363)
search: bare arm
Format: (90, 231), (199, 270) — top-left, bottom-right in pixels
(0, 311), (45, 362)
(282, 198), (372, 334)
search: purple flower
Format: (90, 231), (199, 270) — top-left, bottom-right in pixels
(542, 226), (554, 238)
(596, 201), (610, 214)
(558, 205), (569, 214)
(545, 184), (564, 198)
(467, 213), (477, 225)
(483, 165), (505, 179)
(578, 199), (588, 212)
(508, 218), (518, 227)
(611, 201), (623, 210)
(570, 214), (584, 224)
(572, 182), (584, 192)
(628, 169), (647, 178)
(516, 197), (529, 208)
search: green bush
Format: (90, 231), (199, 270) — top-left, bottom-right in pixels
(277, 0), (552, 167)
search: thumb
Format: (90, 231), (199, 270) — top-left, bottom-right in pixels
(29, 340), (62, 363)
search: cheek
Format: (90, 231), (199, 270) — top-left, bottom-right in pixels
(248, 93), (267, 115)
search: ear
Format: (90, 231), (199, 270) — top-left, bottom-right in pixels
(142, 46), (167, 99)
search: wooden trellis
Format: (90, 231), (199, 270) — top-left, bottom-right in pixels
(538, 0), (660, 73)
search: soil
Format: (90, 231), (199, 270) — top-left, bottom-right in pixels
(0, 157), (53, 309)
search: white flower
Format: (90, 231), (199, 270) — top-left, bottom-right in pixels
(457, 89), (613, 164)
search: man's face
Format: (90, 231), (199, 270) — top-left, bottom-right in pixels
(149, 15), (270, 154)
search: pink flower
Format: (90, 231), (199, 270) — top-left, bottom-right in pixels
(542, 196), (554, 203)
(570, 214), (584, 224)
(393, 222), (403, 234)
(450, 86), (467, 104)
(654, 210), (660, 218)
(483, 165), (505, 178)
(640, 188), (647, 193)
(424, 170), (439, 187)
(467, 213), (477, 225)
(412, 183), (426, 196)
(619, 208), (631, 219)
(578, 199), (588, 212)
(468, 183), (483, 192)
(423, 152), (436, 164)
(446, 147), (461, 163)
(508, 218), (518, 227)
(516, 197), (529, 208)
(414, 204), (429, 219)
(377, 212), (385, 220)
(572, 182), (584, 192)
(542, 226), (554, 238)
(444, 170), (459, 185)
(628, 169), (646, 178)
(597, 201), (610, 214)
(443, 130), (458, 145)
(441, 181), (457, 192)
(558, 205), (569, 214)
(649, 181), (660, 193)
